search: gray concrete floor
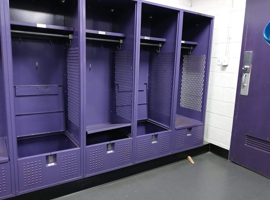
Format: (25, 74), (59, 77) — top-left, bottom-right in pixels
(55, 153), (270, 200)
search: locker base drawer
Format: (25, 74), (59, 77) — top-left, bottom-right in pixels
(174, 125), (204, 153)
(18, 148), (81, 193)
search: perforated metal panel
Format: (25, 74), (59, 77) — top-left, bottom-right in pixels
(22, 160), (42, 188)
(117, 141), (132, 165)
(192, 126), (204, 145)
(0, 166), (7, 195)
(180, 55), (206, 112)
(67, 47), (80, 127)
(61, 153), (78, 178)
(148, 53), (174, 127)
(114, 51), (133, 121)
(158, 134), (170, 154)
(175, 129), (186, 150)
(138, 137), (151, 159)
(88, 147), (104, 172)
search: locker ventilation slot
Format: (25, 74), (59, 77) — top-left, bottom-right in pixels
(114, 51), (133, 121)
(148, 53), (174, 127)
(245, 135), (270, 153)
(22, 160), (42, 187)
(180, 55), (206, 112)
(0, 166), (7, 194)
(61, 153), (78, 178)
(67, 47), (80, 127)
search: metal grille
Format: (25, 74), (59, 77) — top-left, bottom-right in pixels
(0, 166), (7, 195)
(246, 135), (270, 153)
(148, 53), (174, 127)
(175, 129), (186, 150)
(180, 55), (206, 112)
(114, 51), (133, 121)
(138, 137), (151, 159)
(22, 160), (42, 188)
(88, 147), (104, 172)
(192, 126), (204, 145)
(67, 47), (80, 127)
(158, 134), (170, 154)
(61, 153), (78, 178)
(117, 141), (132, 165)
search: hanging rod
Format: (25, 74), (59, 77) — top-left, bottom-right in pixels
(11, 30), (73, 39)
(181, 46), (193, 50)
(140, 43), (162, 47)
(86, 37), (123, 43)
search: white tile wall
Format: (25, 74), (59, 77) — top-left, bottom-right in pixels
(145, 0), (246, 150)
(191, 0), (246, 150)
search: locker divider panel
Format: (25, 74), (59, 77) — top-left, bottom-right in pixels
(0, 0), (14, 198)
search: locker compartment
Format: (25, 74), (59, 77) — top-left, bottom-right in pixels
(85, 0), (135, 133)
(86, 127), (132, 176)
(174, 126), (204, 153)
(138, 3), (178, 127)
(136, 121), (172, 163)
(85, 0), (136, 175)
(8, 0), (82, 193)
(135, 3), (179, 162)
(175, 12), (212, 130)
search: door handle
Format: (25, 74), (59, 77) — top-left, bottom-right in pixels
(240, 51), (253, 96)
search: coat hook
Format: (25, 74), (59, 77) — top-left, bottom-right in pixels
(117, 42), (122, 50)
(66, 34), (73, 47)
(156, 44), (161, 53)
(89, 64), (92, 71)
(50, 39), (52, 45)
(19, 37), (22, 43)
(36, 62), (39, 70)
(66, 39), (71, 47)
(101, 43), (104, 49)
(188, 47), (193, 55)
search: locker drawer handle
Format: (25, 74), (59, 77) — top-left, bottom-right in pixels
(107, 143), (115, 154)
(152, 134), (158, 144)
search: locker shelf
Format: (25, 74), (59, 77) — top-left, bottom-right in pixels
(140, 36), (166, 43)
(181, 40), (198, 46)
(17, 132), (78, 158)
(86, 123), (131, 134)
(10, 20), (74, 35)
(86, 29), (125, 38)
(175, 114), (203, 129)
(0, 138), (9, 163)
(86, 29), (125, 43)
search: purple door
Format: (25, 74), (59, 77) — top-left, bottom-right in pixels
(230, 0), (270, 178)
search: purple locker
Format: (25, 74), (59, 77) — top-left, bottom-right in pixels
(0, 0), (14, 198)
(172, 11), (213, 152)
(135, 2), (179, 163)
(84, 0), (136, 176)
(4, 0), (84, 194)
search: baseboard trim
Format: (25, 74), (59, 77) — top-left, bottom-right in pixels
(209, 144), (229, 159)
